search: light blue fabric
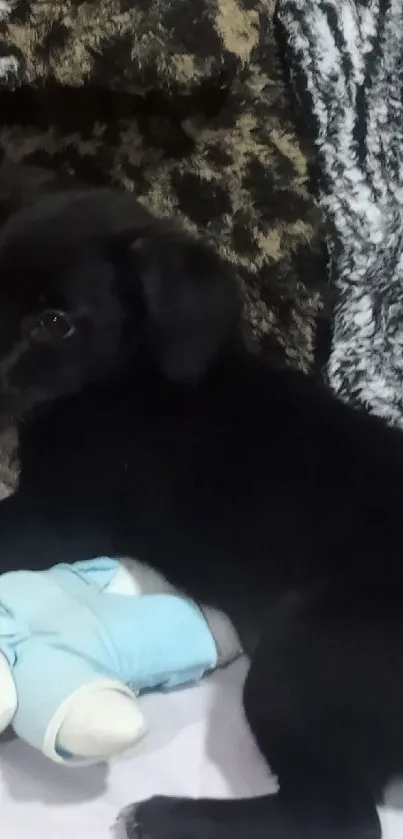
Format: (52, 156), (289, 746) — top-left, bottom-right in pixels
(0, 558), (217, 755)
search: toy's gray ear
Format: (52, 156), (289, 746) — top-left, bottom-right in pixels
(131, 230), (241, 383)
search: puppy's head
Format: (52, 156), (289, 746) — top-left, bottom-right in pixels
(0, 185), (240, 420)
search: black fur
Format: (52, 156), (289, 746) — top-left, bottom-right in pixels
(0, 165), (402, 839)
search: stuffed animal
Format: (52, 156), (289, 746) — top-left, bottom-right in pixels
(0, 557), (242, 765)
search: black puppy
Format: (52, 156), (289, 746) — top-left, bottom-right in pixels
(0, 169), (402, 839)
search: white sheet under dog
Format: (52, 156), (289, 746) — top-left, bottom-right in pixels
(0, 658), (402, 838)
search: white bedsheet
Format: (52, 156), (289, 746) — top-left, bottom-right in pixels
(1, 657), (403, 838)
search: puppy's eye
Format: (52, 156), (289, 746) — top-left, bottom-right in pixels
(29, 309), (76, 342)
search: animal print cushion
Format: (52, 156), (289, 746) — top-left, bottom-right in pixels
(1, 0), (268, 95)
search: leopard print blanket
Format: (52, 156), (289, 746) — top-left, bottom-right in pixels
(278, 0), (403, 427)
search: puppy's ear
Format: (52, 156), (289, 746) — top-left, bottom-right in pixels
(131, 228), (241, 383)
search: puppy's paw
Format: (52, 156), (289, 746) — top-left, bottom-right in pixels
(120, 796), (213, 839)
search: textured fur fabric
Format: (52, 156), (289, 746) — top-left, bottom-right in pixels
(278, 0), (403, 427)
(0, 0), (262, 93)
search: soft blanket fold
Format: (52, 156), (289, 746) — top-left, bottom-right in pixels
(277, 0), (403, 427)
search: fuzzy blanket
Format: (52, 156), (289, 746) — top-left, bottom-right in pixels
(277, 0), (403, 427)
(0, 0), (259, 94)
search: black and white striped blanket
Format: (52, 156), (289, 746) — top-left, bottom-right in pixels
(277, 0), (403, 427)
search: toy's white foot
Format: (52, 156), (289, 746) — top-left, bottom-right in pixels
(53, 685), (146, 762)
(0, 652), (17, 732)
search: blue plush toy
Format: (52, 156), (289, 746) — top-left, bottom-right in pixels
(0, 557), (242, 765)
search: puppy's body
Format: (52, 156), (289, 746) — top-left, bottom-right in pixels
(0, 168), (401, 838)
